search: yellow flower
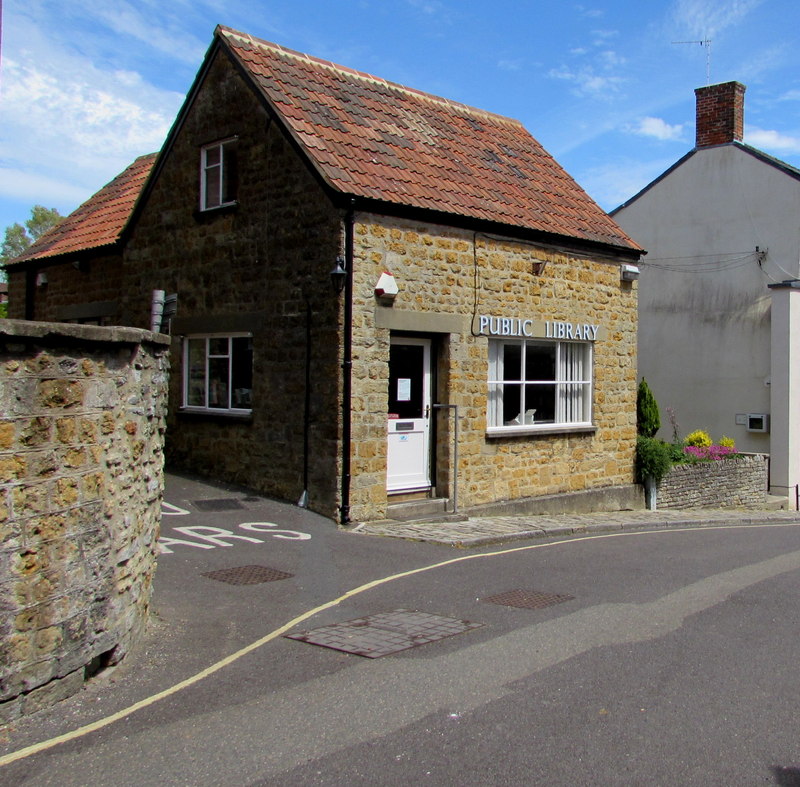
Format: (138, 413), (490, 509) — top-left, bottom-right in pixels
(685, 429), (712, 448)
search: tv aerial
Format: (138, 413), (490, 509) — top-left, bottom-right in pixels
(672, 37), (712, 84)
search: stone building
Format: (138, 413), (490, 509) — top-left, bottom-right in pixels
(6, 153), (156, 325)
(6, 25), (643, 524)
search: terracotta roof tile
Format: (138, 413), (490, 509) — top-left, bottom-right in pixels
(218, 27), (638, 252)
(10, 153), (157, 264)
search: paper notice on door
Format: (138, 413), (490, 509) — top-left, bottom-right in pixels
(397, 378), (411, 401)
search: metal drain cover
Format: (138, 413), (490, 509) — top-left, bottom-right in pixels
(192, 498), (245, 512)
(483, 589), (575, 610)
(201, 565), (293, 585)
(286, 609), (483, 658)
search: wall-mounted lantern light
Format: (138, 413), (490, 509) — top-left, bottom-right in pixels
(330, 256), (347, 294)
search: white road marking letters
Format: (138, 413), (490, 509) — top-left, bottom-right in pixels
(239, 522), (312, 540)
(158, 518), (312, 553)
(161, 502), (191, 516)
(158, 537), (215, 554)
(171, 526), (263, 547)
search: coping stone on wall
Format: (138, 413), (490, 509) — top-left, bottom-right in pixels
(0, 318), (171, 347)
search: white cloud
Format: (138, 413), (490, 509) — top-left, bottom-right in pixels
(591, 29), (619, 45)
(746, 126), (800, 154)
(406, 0), (439, 13)
(598, 50), (626, 67)
(0, 8), (184, 221)
(497, 59), (523, 71)
(45, 0), (210, 66)
(548, 65), (625, 98)
(629, 117), (685, 141)
(548, 21), (624, 100)
(673, 0), (765, 38)
(575, 5), (604, 19)
(85, 0), (207, 65)
(1, 57), (180, 168)
(405, 0), (454, 21)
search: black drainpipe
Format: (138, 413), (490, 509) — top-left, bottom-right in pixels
(298, 294), (312, 509)
(339, 199), (355, 525)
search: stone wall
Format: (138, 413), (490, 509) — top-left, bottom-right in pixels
(657, 454), (767, 509)
(0, 319), (169, 721)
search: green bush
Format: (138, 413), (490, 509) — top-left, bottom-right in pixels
(637, 378), (661, 438)
(635, 436), (673, 485)
(667, 442), (685, 462)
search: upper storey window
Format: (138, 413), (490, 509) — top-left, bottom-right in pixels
(200, 138), (238, 210)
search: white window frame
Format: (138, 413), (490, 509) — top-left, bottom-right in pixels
(200, 138), (238, 211)
(182, 333), (253, 415)
(486, 338), (593, 435)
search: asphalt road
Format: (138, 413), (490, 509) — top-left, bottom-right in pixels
(2, 472), (800, 785)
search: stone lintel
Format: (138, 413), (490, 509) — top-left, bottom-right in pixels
(374, 307), (466, 334)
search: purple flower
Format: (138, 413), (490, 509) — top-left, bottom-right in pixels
(683, 445), (736, 461)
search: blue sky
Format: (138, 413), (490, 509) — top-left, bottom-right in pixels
(2, 0), (799, 232)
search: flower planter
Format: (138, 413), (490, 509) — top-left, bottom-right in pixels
(644, 475), (658, 510)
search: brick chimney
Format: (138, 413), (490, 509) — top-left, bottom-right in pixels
(695, 81), (746, 148)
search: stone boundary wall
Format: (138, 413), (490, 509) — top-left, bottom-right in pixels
(657, 454), (767, 509)
(0, 320), (169, 721)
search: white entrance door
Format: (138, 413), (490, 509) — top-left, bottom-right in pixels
(387, 337), (432, 492)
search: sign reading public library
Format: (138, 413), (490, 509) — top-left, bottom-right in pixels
(477, 315), (602, 341)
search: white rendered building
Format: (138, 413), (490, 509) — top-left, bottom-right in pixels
(612, 81), (800, 504)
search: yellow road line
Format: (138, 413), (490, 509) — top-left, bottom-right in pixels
(1, 522), (797, 766)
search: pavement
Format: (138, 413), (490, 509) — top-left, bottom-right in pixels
(354, 505), (800, 547)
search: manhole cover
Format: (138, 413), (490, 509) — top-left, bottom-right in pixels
(285, 609), (483, 658)
(201, 565), (293, 585)
(482, 589), (575, 610)
(192, 498), (245, 512)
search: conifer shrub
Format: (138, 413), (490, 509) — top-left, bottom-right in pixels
(637, 378), (661, 438)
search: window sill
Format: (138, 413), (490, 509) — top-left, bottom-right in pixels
(177, 408), (252, 423)
(486, 424), (596, 438)
(194, 202), (239, 221)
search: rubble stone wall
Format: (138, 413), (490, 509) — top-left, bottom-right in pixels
(657, 454), (767, 509)
(0, 320), (169, 721)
